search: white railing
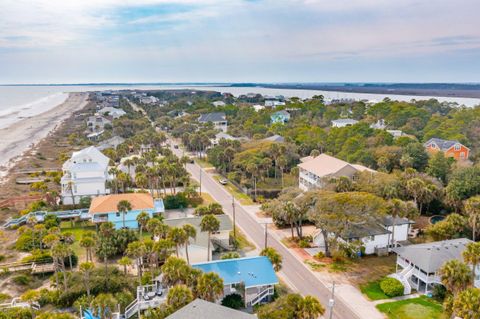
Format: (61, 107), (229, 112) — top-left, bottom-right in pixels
(247, 287), (274, 307)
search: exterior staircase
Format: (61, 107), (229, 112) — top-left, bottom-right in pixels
(246, 286), (274, 307)
(389, 264), (414, 295)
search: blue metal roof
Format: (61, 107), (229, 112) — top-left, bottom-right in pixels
(192, 256), (278, 288)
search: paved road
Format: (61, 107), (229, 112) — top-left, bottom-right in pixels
(168, 144), (360, 319)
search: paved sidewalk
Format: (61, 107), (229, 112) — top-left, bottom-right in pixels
(372, 293), (422, 305)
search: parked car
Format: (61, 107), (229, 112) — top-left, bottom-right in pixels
(174, 144), (179, 149)
(219, 179), (228, 185)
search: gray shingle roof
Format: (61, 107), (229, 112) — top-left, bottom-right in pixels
(166, 299), (255, 319)
(393, 238), (473, 273)
(424, 138), (463, 151)
(342, 223), (390, 239)
(164, 215), (232, 248)
(382, 216), (414, 227)
(198, 112), (226, 123)
(262, 134), (284, 142)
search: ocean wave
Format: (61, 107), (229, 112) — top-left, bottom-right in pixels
(0, 92), (69, 129)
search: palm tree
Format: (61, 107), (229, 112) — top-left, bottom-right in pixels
(387, 199), (418, 251)
(166, 285), (193, 311)
(462, 242), (480, 282)
(452, 287), (480, 319)
(298, 295), (325, 319)
(182, 224), (197, 265)
(439, 259), (473, 296)
(108, 167), (120, 194)
(117, 200), (132, 229)
(465, 196), (480, 241)
(79, 262), (95, 297)
(118, 256), (132, 276)
(246, 162), (259, 201)
(200, 214), (220, 261)
(80, 232), (96, 262)
(51, 242), (71, 291)
(135, 172), (148, 191)
(97, 222), (116, 289)
(260, 247), (282, 272)
(136, 211), (150, 238)
(125, 241), (146, 284)
(168, 227), (187, 258)
(161, 256), (189, 286)
(277, 155), (288, 189)
(66, 181), (76, 208)
(196, 272), (224, 302)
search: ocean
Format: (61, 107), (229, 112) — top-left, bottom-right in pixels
(1, 84), (480, 129)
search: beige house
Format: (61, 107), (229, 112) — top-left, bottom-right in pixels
(164, 215), (232, 263)
(298, 154), (375, 191)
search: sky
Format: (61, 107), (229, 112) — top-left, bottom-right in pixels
(0, 0), (479, 84)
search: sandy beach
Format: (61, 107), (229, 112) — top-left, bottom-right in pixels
(0, 92), (88, 180)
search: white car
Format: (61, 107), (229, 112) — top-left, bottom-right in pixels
(219, 179), (228, 185)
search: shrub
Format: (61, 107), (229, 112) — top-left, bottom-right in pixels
(44, 215), (59, 229)
(12, 274), (31, 286)
(0, 292), (11, 302)
(21, 249), (52, 263)
(0, 254), (5, 262)
(432, 284), (447, 301)
(164, 193), (188, 209)
(314, 251), (325, 260)
(298, 240), (310, 248)
(331, 250), (347, 263)
(379, 277), (404, 297)
(221, 252), (240, 260)
(221, 293), (244, 309)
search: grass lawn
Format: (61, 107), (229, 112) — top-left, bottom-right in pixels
(376, 296), (445, 319)
(195, 158), (214, 168)
(230, 229), (256, 252)
(60, 221), (96, 261)
(200, 192), (215, 205)
(256, 173), (297, 190)
(212, 175), (254, 205)
(348, 255), (397, 285)
(360, 280), (389, 300)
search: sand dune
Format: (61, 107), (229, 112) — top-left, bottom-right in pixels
(0, 92), (88, 180)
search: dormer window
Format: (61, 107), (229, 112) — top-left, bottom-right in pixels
(454, 144), (461, 151)
(431, 143), (437, 149)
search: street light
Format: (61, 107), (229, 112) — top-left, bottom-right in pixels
(232, 194), (236, 242)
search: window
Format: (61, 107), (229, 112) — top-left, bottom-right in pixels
(454, 144), (461, 151)
(460, 152), (465, 159)
(116, 212), (120, 217)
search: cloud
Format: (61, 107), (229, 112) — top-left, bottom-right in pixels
(1, 0), (480, 83)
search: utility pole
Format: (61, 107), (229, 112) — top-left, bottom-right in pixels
(232, 194), (236, 242)
(262, 222), (271, 249)
(328, 281), (335, 319)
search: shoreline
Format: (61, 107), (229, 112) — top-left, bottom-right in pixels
(0, 92), (89, 182)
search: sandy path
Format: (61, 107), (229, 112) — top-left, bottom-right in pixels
(0, 92), (89, 180)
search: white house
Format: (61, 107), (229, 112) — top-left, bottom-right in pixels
(298, 154), (375, 191)
(313, 216), (412, 255)
(87, 114), (112, 132)
(97, 106), (126, 119)
(265, 99), (285, 107)
(390, 238), (480, 295)
(370, 119), (386, 130)
(164, 215), (232, 263)
(198, 112), (228, 133)
(211, 132), (239, 146)
(212, 101), (226, 107)
(331, 119), (358, 128)
(140, 96), (159, 104)
(387, 130), (405, 138)
(253, 104), (265, 112)
(61, 146), (111, 205)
